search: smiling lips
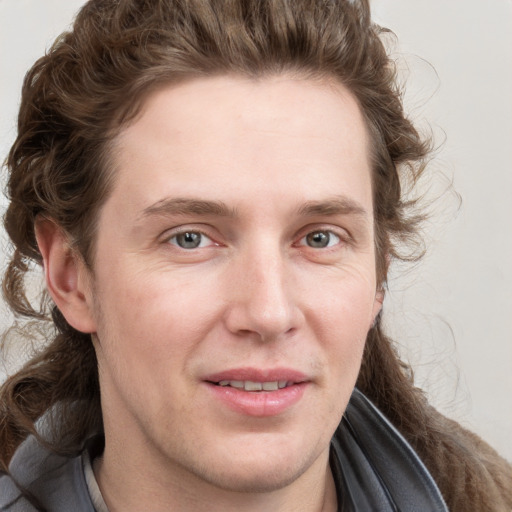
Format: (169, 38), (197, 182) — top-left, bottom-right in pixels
(205, 369), (309, 417)
(218, 380), (291, 391)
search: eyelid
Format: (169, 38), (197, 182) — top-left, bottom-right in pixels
(294, 225), (352, 247)
(160, 225), (218, 247)
(299, 231), (340, 248)
(169, 232), (214, 249)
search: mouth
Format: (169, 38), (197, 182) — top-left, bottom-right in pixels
(203, 369), (309, 417)
(212, 380), (293, 391)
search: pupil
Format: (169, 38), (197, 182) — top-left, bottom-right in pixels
(307, 231), (329, 248)
(177, 232), (201, 248)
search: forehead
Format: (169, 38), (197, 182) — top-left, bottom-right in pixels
(107, 75), (372, 218)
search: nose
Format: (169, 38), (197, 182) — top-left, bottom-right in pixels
(223, 244), (303, 342)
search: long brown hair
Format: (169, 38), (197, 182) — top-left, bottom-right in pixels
(1, 0), (510, 510)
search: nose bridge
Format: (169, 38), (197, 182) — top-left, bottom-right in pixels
(226, 236), (298, 340)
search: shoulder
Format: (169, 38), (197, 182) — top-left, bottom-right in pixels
(0, 435), (95, 512)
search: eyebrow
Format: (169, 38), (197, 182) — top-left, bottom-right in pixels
(297, 196), (369, 220)
(140, 197), (237, 219)
(140, 195), (369, 223)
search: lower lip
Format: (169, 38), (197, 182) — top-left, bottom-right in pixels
(205, 382), (308, 417)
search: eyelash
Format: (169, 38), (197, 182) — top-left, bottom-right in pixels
(163, 227), (348, 252)
(296, 230), (343, 249)
(166, 230), (216, 250)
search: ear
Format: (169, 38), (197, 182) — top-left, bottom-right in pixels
(35, 217), (97, 334)
(371, 251), (389, 326)
(371, 288), (385, 327)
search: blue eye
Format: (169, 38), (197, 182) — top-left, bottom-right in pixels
(169, 231), (212, 249)
(303, 231), (340, 248)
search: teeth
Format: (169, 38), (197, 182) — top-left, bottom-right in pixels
(245, 380), (263, 391)
(218, 380), (289, 391)
(219, 380), (244, 389)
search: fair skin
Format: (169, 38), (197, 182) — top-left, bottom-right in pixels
(36, 75), (383, 511)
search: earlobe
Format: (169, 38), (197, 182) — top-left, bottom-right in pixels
(35, 218), (96, 334)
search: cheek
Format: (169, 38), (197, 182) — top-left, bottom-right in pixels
(304, 270), (376, 376)
(305, 264), (378, 329)
(92, 264), (221, 363)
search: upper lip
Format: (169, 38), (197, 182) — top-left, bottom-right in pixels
(204, 367), (309, 384)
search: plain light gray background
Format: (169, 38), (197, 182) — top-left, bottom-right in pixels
(1, 0), (511, 461)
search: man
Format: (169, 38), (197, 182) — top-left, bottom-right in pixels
(0, 1), (510, 511)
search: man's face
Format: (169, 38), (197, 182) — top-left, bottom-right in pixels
(86, 76), (382, 494)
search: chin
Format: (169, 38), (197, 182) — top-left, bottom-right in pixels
(197, 459), (310, 494)
(184, 439), (324, 495)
